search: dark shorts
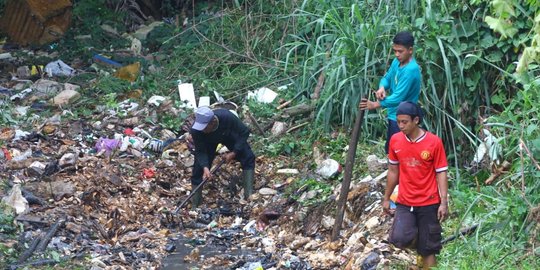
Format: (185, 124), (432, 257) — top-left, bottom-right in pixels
(389, 203), (443, 256)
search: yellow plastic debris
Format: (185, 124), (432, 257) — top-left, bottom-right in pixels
(114, 62), (140, 82)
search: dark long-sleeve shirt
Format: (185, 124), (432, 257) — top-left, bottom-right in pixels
(190, 109), (250, 168)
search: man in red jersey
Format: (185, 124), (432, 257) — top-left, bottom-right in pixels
(382, 101), (449, 269)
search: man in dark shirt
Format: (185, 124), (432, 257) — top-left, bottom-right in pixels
(189, 106), (256, 207)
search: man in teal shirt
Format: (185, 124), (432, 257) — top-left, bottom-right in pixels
(360, 31), (421, 153)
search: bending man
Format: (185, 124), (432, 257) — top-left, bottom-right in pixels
(190, 106), (256, 207)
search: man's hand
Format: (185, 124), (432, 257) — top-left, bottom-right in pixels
(375, 87), (386, 100)
(202, 167), (212, 180)
(438, 203), (448, 222)
(382, 199), (395, 216)
(224, 152), (236, 163)
(359, 98), (380, 110)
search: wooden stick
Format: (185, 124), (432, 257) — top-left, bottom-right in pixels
(277, 90), (307, 110)
(331, 105), (366, 241)
(246, 110), (265, 136)
(442, 224), (479, 245)
(36, 219), (65, 252)
(11, 253), (85, 269)
(286, 122), (309, 133)
(17, 236), (41, 263)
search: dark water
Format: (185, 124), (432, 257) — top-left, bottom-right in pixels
(160, 231), (260, 270)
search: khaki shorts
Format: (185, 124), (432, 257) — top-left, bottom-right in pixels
(389, 203), (442, 256)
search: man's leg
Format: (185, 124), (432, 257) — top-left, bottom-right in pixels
(416, 204), (442, 269)
(190, 162), (204, 208)
(229, 142), (256, 199)
(389, 204), (418, 249)
(422, 254), (436, 268)
(385, 119), (400, 154)
(190, 145), (217, 208)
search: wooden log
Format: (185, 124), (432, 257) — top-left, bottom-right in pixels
(282, 103), (314, 117)
(331, 106), (366, 241)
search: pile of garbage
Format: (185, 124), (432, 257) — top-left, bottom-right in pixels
(1, 22), (419, 270)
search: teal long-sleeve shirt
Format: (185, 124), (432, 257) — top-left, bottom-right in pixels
(379, 58), (421, 121)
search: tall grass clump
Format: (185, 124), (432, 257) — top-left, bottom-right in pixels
(283, 0), (525, 166)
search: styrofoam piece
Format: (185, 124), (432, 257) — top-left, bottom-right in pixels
(178, 83), (197, 109)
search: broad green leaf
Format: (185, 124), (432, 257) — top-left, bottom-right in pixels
(486, 50), (504, 62)
(485, 16), (518, 38)
(491, 0), (515, 17)
(526, 124), (538, 136)
(480, 34), (496, 49)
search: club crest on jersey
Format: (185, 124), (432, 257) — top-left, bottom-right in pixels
(420, 150), (431, 160)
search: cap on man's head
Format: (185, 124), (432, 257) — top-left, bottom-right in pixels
(192, 106), (214, 131)
(393, 31), (414, 48)
(396, 101), (423, 122)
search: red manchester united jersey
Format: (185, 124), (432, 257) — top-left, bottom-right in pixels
(388, 131), (448, 206)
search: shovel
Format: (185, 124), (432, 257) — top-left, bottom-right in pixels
(173, 158), (226, 215)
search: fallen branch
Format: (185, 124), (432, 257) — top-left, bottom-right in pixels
(36, 219), (65, 252)
(10, 252), (86, 270)
(277, 90), (307, 110)
(15, 216), (49, 226)
(17, 236), (41, 264)
(245, 109), (265, 136)
(286, 122), (309, 133)
(282, 103), (314, 117)
(484, 160), (511, 185)
(442, 224), (479, 245)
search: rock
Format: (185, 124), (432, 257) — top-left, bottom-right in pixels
(27, 181), (76, 201)
(133, 21), (164, 41)
(184, 247), (200, 262)
(347, 231), (365, 247)
(32, 79), (63, 96)
(14, 106), (30, 116)
(122, 116), (139, 126)
(271, 121), (287, 136)
(321, 215), (335, 230)
(290, 236), (310, 250)
(366, 155), (387, 175)
(315, 159), (341, 178)
(101, 24), (119, 36)
(307, 251), (339, 269)
(299, 190), (318, 202)
(365, 216), (380, 230)
(59, 153), (77, 168)
(26, 161), (47, 176)
(17, 66), (31, 78)
(259, 187), (277, 196)
(51, 89), (81, 106)
(64, 83), (81, 92)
